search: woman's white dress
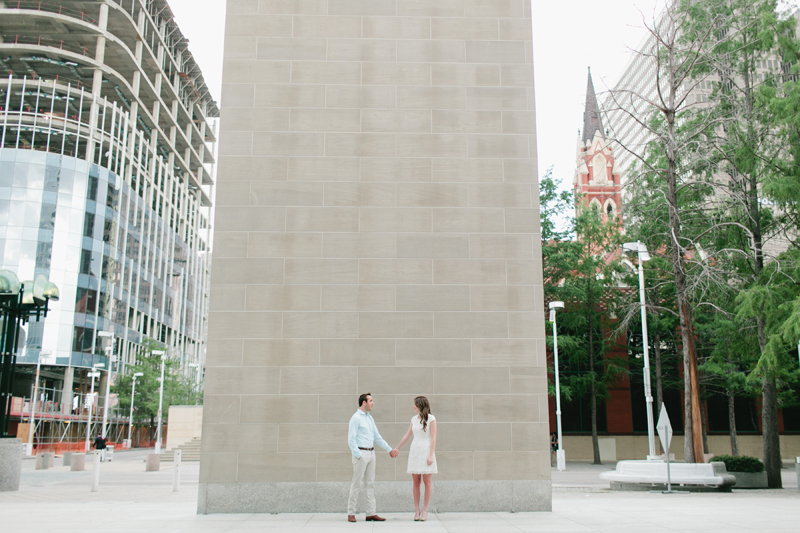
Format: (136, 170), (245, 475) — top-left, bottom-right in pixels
(407, 414), (437, 474)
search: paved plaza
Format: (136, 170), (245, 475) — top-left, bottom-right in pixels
(1, 450), (798, 532)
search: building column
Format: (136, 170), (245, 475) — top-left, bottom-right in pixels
(61, 366), (74, 415)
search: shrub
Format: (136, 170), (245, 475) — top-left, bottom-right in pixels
(711, 454), (764, 473)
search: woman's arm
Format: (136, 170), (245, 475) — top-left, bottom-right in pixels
(427, 420), (437, 465)
(393, 422), (413, 454)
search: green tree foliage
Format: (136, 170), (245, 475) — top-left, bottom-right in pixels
(543, 183), (625, 463)
(111, 338), (201, 443)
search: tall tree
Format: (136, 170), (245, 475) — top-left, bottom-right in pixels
(112, 338), (200, 444)
(547, 201), (624, 464)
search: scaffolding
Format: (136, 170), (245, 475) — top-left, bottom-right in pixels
(11, 384), (163, 453)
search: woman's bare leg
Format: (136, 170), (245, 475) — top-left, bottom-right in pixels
(422, 474), (433, 518)
(412, 474), (422, 518)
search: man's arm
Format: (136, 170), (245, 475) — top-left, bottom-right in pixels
(348, 415), (362, 459)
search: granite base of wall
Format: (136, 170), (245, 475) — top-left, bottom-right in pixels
(197, 480), (551, 514)
(0, 438), (22, 492)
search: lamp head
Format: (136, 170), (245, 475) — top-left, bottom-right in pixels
(622, 242), (651, 262)
(549, 301), (565, 310)
(0, 270), (22, 296)
(133, 372), (144, 378)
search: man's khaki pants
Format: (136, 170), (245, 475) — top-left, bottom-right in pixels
(347, 450), (376, 515)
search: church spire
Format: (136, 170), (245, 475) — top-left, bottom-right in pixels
(582, 67), (604, 143)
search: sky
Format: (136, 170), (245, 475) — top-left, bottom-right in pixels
(166, 0), (795, 193)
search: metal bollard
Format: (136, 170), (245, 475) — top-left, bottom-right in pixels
(796, 457), (799, 492)
(173, 449), (182, 492)
(91, 452), (100, 492)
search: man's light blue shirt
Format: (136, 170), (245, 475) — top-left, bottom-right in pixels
(348, 409), (392, 459)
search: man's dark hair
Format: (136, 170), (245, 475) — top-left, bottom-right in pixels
(358, 393), (371, 407)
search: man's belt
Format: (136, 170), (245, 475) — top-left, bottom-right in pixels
(358, 447), (374, 451)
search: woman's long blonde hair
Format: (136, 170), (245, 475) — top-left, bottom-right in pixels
(415, 396), (431, 432)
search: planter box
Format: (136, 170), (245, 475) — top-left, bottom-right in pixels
(731, 471), (768, 489)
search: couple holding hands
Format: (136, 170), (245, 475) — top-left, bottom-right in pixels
(346, 393), (437, 523)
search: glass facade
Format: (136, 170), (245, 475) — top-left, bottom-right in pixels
(0, 147), (209, 372)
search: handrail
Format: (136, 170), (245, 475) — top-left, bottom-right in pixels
(3, 34), (93, 57)
(3, 1), (98, 25)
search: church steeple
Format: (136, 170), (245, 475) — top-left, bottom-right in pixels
(582, 67), (604, 143)
(575, 67), (621, 224)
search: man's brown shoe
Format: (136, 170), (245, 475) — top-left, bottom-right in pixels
(347, 515), (356, 522)
(365, 515), (386, 521)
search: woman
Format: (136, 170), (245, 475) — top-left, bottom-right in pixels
(391, 396), (437, 521)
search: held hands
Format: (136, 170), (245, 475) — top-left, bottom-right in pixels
(389, 449), (399, 458)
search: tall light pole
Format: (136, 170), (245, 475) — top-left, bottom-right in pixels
(549, 301), (566, 471)
(25, 349), (51, 456)
(97, 331), (114, 440)
(623, 241), (657, 459)
(84, 363), (104, 452)
(127, 372), (144, 448)
(153, 350), (166, 453)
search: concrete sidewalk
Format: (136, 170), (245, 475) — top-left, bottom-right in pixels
(2, 451), (798, 532)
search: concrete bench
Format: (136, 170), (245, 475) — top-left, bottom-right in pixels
(600, 460), (736, 491)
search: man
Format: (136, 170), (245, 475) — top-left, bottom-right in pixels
(347, 392), (394, 523)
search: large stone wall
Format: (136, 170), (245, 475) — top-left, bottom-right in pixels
(199, 0), (549, 513)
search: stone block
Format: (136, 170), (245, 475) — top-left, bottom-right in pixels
(242, 339), (320, 366)
(35, 452), (53, 470)
(70, 453), (86, 471)
(280, 367), (358, 395)
(469, 234), (533, 258)
(398, 40), (466, 63)
(361, 158), (431, 182)
(286, 207), (359, 232)
(432, 259), (506, 284)
(433, 110), (502, 134)
(431, 209), (505, 233)
(432, 18), (499, 40)
(362, 63), (431, 85)
(146, 453), (160, 472)
(284, 258), (359, 284)
(362, 16), (431, 39)
(288, 157), (360, 182)
(396, 234), (469, 258)
(248, 232), (322, 258)
(396, 285), (470, 311)
(282, 312), (359, 339)
(62, 451), (74, 467)
(432, 64), (501, 87)
(467, 87), (528, 110)
(325, 133), (397, 157)
(358, 367), (435, 394)
(434, 159), (501, 184)
(472, 339), (538, 366)
(321, 285), (396, 311)
(328, 39), (396, 61)
(397, 0), (464, 17)
(326, 85), (396, 109)
(320, 339), (395, 366)
(258, 0), (327, 15)
(397, 183), (469, 207)
(290, 109), (361, 132)
(245, 285), (321, 311)
(434, 367), (510, 394)
(361, 110), (432, 133)
(291, 61), (362, 85)
(398, 87), (467, 110)
(0, 439), (22, 491)
(323, 233), (396, 258)
(360, 208), (432, 232)
(358, 312), (434, 338)
(395, 339), (472, 367)
(203, 424), (278, 453)
(291, 15), (361, 37)
(323, 183), (396, 206)
(256, 84), (325, 108)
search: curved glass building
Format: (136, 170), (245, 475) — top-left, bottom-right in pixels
(0, 0), (217, 442)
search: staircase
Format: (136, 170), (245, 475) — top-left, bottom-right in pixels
(160, 437), (201, 462)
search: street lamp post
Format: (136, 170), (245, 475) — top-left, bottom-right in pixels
(153, 350), (166, 453)
(25, 349), (51, 456)
(549, 301), (566, 471)
(84, 363), (104, 452)
(97, 331), (114, 440)
(127, 372), (144, 448)
(623, 241), (657, 459)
